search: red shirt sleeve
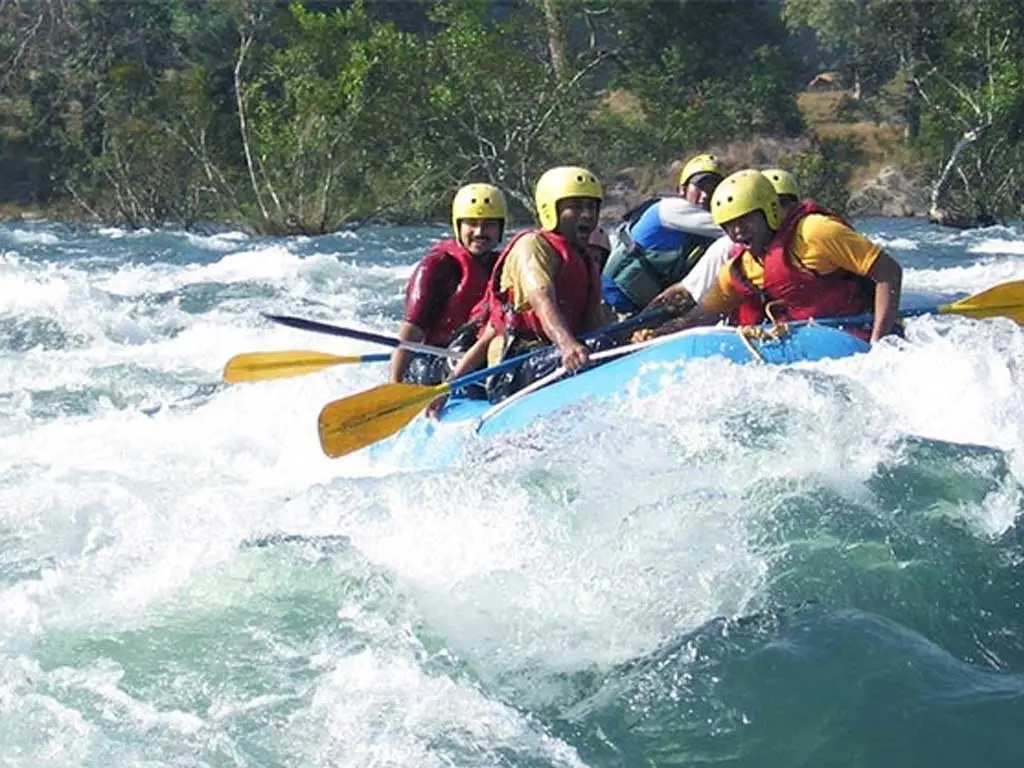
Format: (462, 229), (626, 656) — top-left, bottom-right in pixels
(403, 249), (461, 331)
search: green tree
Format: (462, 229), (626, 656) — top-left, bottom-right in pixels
(0, 0), (81, 205)
(607, 0), (804, 158)
(423, 0), (611, 219)
(911, 0), (1024, 224)
(784, 0), (958, 139)
(239, 1), (435, 233)
(782, 0), (894, 100)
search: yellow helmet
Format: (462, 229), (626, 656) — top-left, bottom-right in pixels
(534, 166), (602, 231)
(710, 169), (783, 230)
(762, 168), (800, 199)
(679, 153), (723, 188)
(451, 183), (507, 241)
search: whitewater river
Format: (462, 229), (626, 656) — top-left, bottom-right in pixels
(1, 217), (1023, 766)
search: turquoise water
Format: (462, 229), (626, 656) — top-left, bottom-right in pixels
(1, 217), (1023, 766)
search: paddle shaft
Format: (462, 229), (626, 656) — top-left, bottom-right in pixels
(444, 307), (674, 394)
(780, 282), (1024, 329)
(262, 313), (461, 359)
(464, 304), (917, 395)
(788, 305), (970, 330)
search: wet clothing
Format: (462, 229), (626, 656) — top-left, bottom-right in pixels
(494, 232), (564, 309)
(485, 334), (616, 404)
(483, 230), (602, 367)
(602, 198), (722, 314)
(705, 204), (881, 336)
(402, 318), (487, 397)
(403, 239), (495, 345)
(471, 229), (607, 403)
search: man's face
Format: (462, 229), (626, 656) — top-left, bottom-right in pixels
(458, 218), (502, 255)
(681, 173), (722, 211)
(722, 209), (773, 257)
(555, 197), (600, 246)
(778, 194), (800, 218)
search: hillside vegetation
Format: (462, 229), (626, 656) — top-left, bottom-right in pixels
(2, 0), (1021, 230)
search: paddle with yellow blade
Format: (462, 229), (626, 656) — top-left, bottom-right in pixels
(261, 313), (461, 358)
(315, 307), (678, 458)
(222, 313), (459, 383)
(222, 350), (392, 383)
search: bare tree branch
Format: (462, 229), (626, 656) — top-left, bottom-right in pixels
(929, 122), (988, 216)
(233, 4), (271, 224)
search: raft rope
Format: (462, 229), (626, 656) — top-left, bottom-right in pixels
(476, 301), (798, 427)
(735, 301), (793, 363)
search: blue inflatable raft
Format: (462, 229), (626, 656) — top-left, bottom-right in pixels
(366, 323), (868, 466)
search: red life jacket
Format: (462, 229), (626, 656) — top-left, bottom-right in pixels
(419, 239), (492, 346)
(728, 201), (874, 335)
(484, 229), (600, 340)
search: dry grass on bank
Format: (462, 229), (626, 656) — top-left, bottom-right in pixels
(797, 90), (915, 186)
(610, 87), (915, 200)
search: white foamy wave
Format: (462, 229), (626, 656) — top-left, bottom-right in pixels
(98, 246), (411, 299)
(97, 227), (154, 239)
(294, 651), (587, 767)
(967, 238), (1024, 256)
(830, 315), (1024, 489)
(338, 260), (413, 279)
(876, 225), (1021, 256)
(904, 259), (1024, 295)
(195, 246), (302, 282)
(874, 236), (919, 250)
(0, 376), (357, 643)
(2, 228), (61, 246)
(99, 246), (305, 295)
(0, 258), (200, 356)
(182, 230), (250, 251)
(0, 257), (77, 313)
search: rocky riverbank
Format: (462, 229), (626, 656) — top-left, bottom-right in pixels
(847, 166), (930, 218)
